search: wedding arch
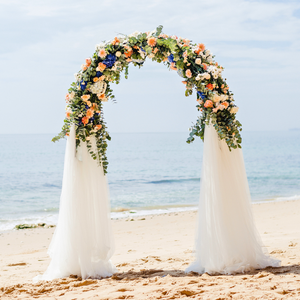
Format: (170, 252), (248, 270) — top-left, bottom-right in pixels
(53, 25), (242, 174)
(35, 26), (281, 281)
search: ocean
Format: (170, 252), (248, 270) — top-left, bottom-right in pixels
(0, 130), (299, 231)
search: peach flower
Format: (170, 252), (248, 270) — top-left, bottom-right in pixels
(202, 63), (208, 71)
(81, 64), (88, 71)
(65, 93), (70, 101)
(222, 101), (229, 109)
(95, 124), (102, 130)
(93, 77), (100, 83)
(204, 100), (213, 108)
(98, 49), (107, 58)
(185, 69), (192, 78)
(81, 95), (90, 101)
(86, 109), (94, 118)
(182, 81), (187, 85)
(66, 111), (71, 119)
(65, 132), (69, 137)
(170, 63), (177, 70)
(153, 47), (159, 54)
(198, 43), (205, 51)
(97, 62), (106, 72)
(97, 93), (106, 100)
(86, 101), (91, 107)
(82, 117), (89, 125)
(112, 37), (120, 45)
(147, 37), (157, 47)
(85, 58), (91, 66)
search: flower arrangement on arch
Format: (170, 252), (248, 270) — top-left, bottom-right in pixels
(53, 25), (242, 174)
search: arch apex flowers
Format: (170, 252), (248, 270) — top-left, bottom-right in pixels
(53, 25), (242, 174)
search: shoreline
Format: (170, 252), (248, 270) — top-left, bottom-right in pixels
(1, 194), (300, 233)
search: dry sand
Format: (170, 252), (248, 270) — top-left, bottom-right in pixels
(0, 200), (299, 299)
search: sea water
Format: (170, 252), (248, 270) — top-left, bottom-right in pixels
(0, 130), (299, 230)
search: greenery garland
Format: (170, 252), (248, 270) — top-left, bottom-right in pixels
(53, 26), (242, 174)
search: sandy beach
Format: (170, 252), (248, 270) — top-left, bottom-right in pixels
(0, 199), (299, 299)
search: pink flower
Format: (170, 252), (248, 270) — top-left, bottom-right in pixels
(98, 49), (107, 58)
(185, 69), (192, 78)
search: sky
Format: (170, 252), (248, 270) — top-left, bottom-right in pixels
(0, 0), (299, 134)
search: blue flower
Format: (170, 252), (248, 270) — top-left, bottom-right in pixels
(85, 105), (89, 110)
(77, 118), (82, 126)
(197, 91), (206, 100)
(96, 71), (103, 77)
(80, 81), (87, 91)
(140, 47), (146, 53)
(89, 117), (95, 123)
(168, 54), (174, 63)
(102, 54), (116, 68)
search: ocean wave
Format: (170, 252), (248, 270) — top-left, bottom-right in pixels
(147, 178), (200, 184)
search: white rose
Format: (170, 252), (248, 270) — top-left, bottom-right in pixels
(212, 93), (221, 103)
(195, 58), (202, 65)
(195, 74), (201, 81)
(203, 73), (211, 80)
(95, 42), (106, 51)
(129, 31), (141, 38)
(69, 91), (75, 100)
(116, 51), (122, 57)
(230, 107), (239, 114)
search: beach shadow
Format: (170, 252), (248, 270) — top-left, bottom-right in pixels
(109, 264), (300, 281)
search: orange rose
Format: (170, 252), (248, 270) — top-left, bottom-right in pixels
(86, 109), (94, 118)
(206, 83), (214, 90)
(65, 132), (69, 137)
(95, 125), (102, 130)
(204, 100), (213, 108)
(91, 103), (98, 111)
(124, 50), (133, 58)
(202, 63), (208, 71)
(81, 64), (88, 71)
(66, 111), (71, 119)
(112, 37), (120, 45)
(185, 69), (192, 78)
(86, 101), (91, 107)
(97, 62), (106, 72)
(97, 93), (106, 100)
(82, 117), (89, 125)
(81, 95), (90, 101)
(147, 37), (157, 47)
(222, 101), (229, 109)
(93, 77), (99, 83)
(153, 47), (159, 54)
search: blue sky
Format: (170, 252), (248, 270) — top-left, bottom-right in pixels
(0, 0), (299, 134)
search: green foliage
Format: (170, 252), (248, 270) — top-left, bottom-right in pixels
(54, 25), (243, 174)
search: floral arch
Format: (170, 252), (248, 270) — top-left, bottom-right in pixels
(53, 26), (242, 174)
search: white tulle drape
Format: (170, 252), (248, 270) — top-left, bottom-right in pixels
(186, 125), (280, 275)
(35, 126), (117, 281)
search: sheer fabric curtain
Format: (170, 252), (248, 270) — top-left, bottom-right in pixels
(35, 126), (117, 281)
(186, 125), (280, 275)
